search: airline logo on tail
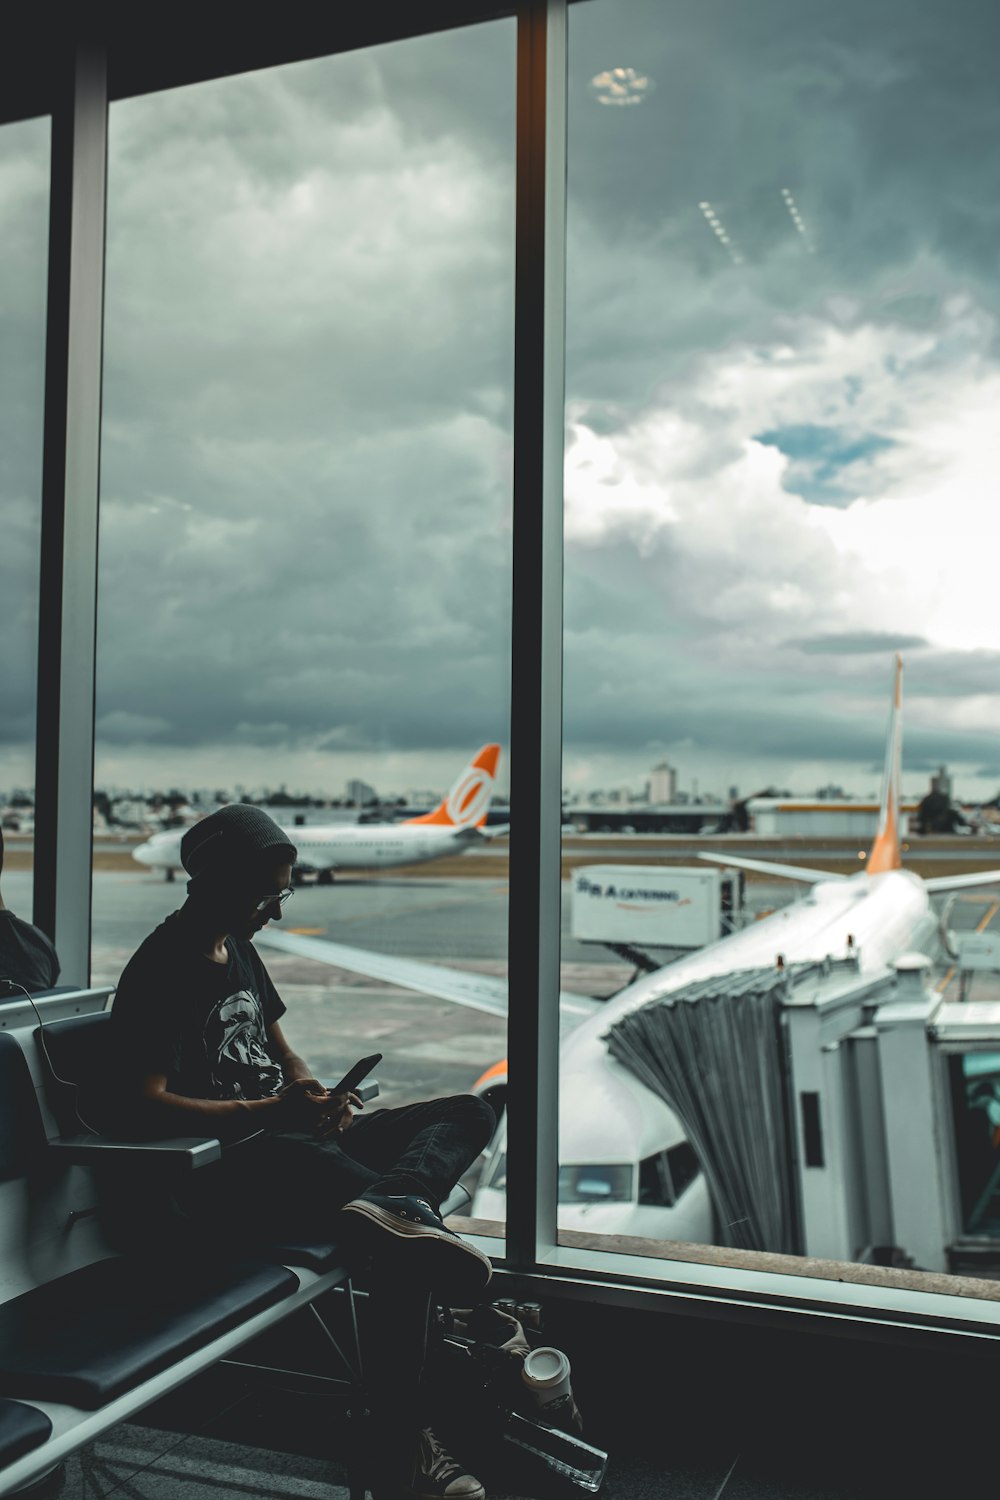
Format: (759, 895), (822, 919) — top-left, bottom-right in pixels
(405, 744), (501, 829)
(866, 654), (903, 875)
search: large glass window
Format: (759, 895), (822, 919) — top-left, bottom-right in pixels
(0, 116), (49, 923)
(94, 24), (515, 1223)
(552, 0), (1000, 1281)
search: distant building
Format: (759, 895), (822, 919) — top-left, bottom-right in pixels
(649, 761), (677, 804)
(346, 778), (377, 807)
(561, 801), (712, 834)
(746, 796), (920, 838)
(109, 798), (150, 828)
(931, 765), (952, 798)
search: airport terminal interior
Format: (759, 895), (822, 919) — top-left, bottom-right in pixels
(7, 2), (1000, 1496)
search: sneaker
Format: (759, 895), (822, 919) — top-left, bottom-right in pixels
(373, 1426), (485, 1500)
(340, 1193), (493, 1295)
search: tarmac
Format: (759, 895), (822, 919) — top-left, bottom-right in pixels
(5, 848), (999, 1112)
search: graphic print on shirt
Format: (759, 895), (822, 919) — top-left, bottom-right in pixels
(203, 989), (283, 1099)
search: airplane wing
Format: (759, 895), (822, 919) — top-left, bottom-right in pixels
(697, 851), (847, 884)
(254, 927), (601, 1025)
(923, 869), (1000, 894)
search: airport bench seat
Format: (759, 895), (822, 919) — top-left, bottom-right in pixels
(33, 1011), (375, 1276)
(0, 1004), (366, 1499)
(264, 1239), (344, 1273)
(0, 1255), (298, 1409)
(0, 1402), (51, 1469)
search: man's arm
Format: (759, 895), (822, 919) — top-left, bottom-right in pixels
(136, 1070), (347, 1140)
(138, 1071), (282, 1138)
(267, 1020), (319, 1087)
(265, 1022), (358, 1134)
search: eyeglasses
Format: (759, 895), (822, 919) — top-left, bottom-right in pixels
(252, 887), (294, 914)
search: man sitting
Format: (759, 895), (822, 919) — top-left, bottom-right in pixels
(109, 803), (496, 1500)
(0, 827), (60, 994)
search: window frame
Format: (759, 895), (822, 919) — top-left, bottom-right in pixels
(28, 0), (1000, 1347)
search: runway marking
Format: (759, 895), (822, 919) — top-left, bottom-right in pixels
(937, 899), (1000, 994)
(977, 900), (1000, 933)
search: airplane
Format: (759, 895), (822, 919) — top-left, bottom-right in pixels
(131, 744), (507, 883)
(255, 658), (1000, 1242)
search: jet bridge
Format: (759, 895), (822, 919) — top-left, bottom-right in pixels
(606, 953), (1000, 1274)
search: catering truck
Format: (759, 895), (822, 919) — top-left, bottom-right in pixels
(570, 864), (743, 950)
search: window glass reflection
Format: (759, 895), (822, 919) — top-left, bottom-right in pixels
(93, 25), (514, 1235)
(0, 116), (49, 925)
(556, 0), (1000, 1280)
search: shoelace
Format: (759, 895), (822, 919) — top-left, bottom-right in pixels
(420, 1427), (464, 1482)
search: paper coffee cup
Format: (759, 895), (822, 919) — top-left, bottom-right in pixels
(521, 1346), (571, 1401)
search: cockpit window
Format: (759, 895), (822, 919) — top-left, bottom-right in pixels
(667, 1140), (700, 1200)
(639, 1142), (702, 1206)
(558, 1163), (633, 1204)
(639, 1150), (672, 1207)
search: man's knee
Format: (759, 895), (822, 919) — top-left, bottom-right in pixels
(451, 1091), (496, 1150)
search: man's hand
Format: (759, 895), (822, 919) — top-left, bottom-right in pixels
(270, 1078), (331, 1131)
(316, 1089), (364, 1139)
(270, 1078), (362, 1137)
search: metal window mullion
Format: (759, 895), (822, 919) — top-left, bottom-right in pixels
(33, 42), (108, 985)
(506, 0), (567, 1269)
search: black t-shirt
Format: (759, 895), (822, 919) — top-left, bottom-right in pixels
(0, 910), (61, 995)
(110, 911), (287, 1109)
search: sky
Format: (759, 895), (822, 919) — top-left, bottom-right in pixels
(3, 0), (1000, 805)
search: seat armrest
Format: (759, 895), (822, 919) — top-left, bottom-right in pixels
(48, 1134), (223, 1169)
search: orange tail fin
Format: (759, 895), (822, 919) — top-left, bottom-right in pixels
(405, 744), (501, 828)
(866, 655), (903, 875)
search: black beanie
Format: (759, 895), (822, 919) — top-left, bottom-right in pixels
(181, 804), (297, 882)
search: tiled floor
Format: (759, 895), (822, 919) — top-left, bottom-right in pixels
(28, 1381), (1000, 1500)
(26, 1403), (948, 1500)
(27, 1423), (725, 1500)
(18, 1293), (998, 1500)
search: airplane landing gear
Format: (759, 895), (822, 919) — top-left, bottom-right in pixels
(317, 868), (335, 885)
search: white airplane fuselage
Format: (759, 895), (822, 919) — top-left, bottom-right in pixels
(131, 743), (503, 878)
(472, 868), (938, 1237)
(291, 822), (482, 871)
(132, 819), (483, 875)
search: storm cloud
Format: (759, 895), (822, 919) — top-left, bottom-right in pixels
(3, 1), (1000, 801)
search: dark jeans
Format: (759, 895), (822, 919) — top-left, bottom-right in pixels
(198, 1092), (495, 1239)
(182, 1092), (496, 1446)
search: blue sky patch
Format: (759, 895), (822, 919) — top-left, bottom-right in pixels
(756, 424), (895, 506)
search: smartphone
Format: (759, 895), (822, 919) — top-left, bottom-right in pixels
(329, 1052), (382, 1096)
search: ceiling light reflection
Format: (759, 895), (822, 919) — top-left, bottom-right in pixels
(780, 187), (816, 254)
(589, 67), (654, 106)
(698, 200), (744, 266)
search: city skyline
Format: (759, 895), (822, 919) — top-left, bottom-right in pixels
(0, 751), (984, 815)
